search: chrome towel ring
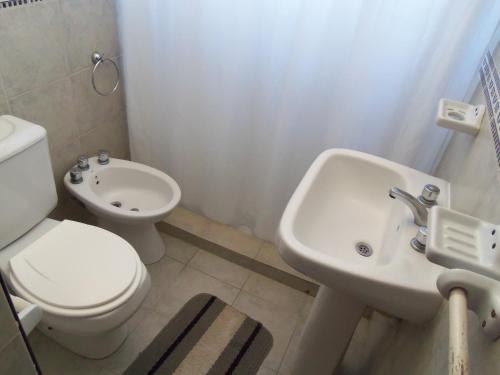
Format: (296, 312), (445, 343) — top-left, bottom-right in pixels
(91, 52), (120, 96)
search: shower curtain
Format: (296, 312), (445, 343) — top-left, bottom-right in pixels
(118, 0), (499, 241)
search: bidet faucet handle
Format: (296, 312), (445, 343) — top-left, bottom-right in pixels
(97, 149), (109, 165)
(77, 155), (89, 170)
(420, 184), (440, 205)
(69, 167), (83, 184)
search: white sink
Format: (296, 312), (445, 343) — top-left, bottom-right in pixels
(277, 148), (450, 374)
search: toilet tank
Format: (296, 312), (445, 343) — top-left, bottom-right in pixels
(0, 115), (57, 250)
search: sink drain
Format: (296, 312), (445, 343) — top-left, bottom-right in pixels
(355, 242), (373, 257)
(130, 208), (139, 212)
(110, 201), (122, 208)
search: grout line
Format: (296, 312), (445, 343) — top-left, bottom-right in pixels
(6, 53), (122, 102)
(231, 289), (243, 307)
(183, 263), (243, 292)
(0, 332), (19, 354)
(276, 318), (301, 375)
(157, 221), (319, 297)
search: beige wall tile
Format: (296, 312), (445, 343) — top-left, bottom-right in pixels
(0, 0), (69, 97)
(0, 0), (128, 223)
(61, 0), (120, 73)
(49, 139), (82, 197)
(70, 66), (125, 135)
(0, 99), (9, 115)
(79, 112), (129, 159)
(9, 78), (78, 150)
(0, 335), (36, 375)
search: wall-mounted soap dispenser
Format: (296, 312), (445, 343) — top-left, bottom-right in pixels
(436, 98), (485, 135)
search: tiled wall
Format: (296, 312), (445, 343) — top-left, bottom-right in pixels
(361, 30), (500, 375)
(0, 281), (37, 374)
(0, 0), (129, 219)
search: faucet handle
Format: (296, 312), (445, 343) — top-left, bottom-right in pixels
(97, 149), (110, 165)
(411, 226), (428, 253)
(70, 167), (83, 184)
(77, 154), (89, 170)
(420, 184), (440, 206)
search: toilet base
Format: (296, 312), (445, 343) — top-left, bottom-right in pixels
(38, 321), (129, 359)
(97, 218), (165, 264)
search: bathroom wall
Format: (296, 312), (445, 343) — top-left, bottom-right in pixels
(0, 0), (129, 220)
(0, 279), (37, 374)
(361, 25), (500, 375)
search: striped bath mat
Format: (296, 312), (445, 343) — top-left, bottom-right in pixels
(124, 294), (273, 375)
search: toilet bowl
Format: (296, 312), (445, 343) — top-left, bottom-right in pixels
(64, 157), (181, 264)
(1, 219), (151, 359)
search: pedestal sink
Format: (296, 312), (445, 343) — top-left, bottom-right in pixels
(277, 149), (449, 374)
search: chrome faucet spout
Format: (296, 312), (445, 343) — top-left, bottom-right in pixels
(388, 185), (439, 226)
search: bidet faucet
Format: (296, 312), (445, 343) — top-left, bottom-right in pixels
(388, 184), (440, 226)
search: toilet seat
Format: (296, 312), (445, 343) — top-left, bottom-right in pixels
(9, 220), (144, 318)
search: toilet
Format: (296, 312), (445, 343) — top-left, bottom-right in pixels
(0, 115), (151, 359)
(64, 152), (181, 265)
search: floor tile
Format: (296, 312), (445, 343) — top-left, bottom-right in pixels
(160, 232), (200, 264)
(242, 273), (309, 313)
(143, 255), (185, 310)
(203, 220), (263, 258)
(257, 366), (277, 375)
(164, 207), (210, 237)
(233, 291), (300, 372)
(96, 310), (172, 373)
(188, 249), (251, 288)
(29, 330), (103, 375)
(153, 266), (241, 318)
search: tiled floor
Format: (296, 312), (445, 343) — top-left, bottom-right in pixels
(29, 233), (314, 375)
(162, 207), (314, 284)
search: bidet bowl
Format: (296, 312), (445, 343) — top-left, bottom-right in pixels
(65, 157), (181, 264)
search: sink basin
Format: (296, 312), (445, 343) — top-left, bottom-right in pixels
(277, 148), (450, 374)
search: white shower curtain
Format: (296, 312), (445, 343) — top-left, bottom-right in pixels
(118, 0), (499, 241)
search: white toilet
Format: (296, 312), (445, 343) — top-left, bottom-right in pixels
(0, 115), (151, 359)
(64, 153), (181, 265)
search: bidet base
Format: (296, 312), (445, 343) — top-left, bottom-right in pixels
(97, 218), (165, 264)
(292, 285), (364, 374)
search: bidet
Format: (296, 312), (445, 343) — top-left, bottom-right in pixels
(65, 154), (181, 264)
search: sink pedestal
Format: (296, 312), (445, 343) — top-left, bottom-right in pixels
(292, 285), (364, 375)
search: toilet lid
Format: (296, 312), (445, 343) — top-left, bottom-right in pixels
(9, 220), (140, 310)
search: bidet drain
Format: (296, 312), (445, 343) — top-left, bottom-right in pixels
(355, 242), (373, 257)
(110, 201), (122, 208)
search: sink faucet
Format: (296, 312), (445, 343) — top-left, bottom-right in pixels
(388, 184), (440, 226)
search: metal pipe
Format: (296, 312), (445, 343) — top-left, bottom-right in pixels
(449, 288), (469, 375)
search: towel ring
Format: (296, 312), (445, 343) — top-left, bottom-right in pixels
(91, 52), (120, 96)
